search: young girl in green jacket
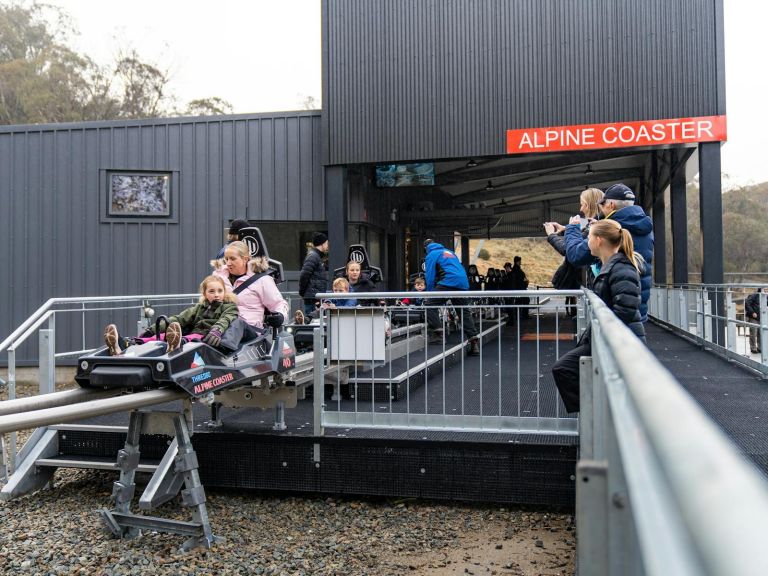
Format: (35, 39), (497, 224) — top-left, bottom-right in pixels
(104, 275), (239, 355)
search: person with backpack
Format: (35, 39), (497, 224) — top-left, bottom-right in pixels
(544, 187), (604, 316)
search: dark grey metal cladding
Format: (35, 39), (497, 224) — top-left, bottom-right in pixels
(323, 0), (724, 165)
(0, 112), (323, 363)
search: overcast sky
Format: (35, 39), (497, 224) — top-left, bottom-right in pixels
(49, 0), (768, 187)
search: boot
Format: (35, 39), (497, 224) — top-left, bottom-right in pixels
(165, 321), (183, 353)
(467, 337), (480, 356)
(428, 328), (444, 344)
(104, 324), (122, 356)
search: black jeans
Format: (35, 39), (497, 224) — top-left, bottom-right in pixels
(220, 317), (264, 351)
(426, 285), (478, 339)
(551, 342), (591, 413)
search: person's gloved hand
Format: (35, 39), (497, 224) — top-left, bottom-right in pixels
(140, 328), (154, 337)
(202, 328), (223, 347)
(264, 312), (284, 328)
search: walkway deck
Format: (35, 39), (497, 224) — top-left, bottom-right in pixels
(645, 321), (768, 476)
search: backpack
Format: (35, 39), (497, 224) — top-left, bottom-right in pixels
(551, 258), (580, 290)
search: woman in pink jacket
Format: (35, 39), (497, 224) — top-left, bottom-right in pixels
(213, 241), (289, 347)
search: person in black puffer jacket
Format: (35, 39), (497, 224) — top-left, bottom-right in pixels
(299, 233), (329, 316)
(552, 220), (645, 413)
(344, 260), (377, 306)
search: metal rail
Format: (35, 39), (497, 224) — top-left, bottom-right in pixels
(0, 389), (185, 434)
(650, 284), (768, 376)
(579, 290), (768, 575)
(0, 388), (121, 417)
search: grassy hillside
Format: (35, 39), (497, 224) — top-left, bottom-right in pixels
(466, 238), (563, 287)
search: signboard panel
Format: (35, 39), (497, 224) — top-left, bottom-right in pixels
(506, 115), (727, 154)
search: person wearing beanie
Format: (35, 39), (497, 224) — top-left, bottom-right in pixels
(215, 219), (250, 259)
(299, 232), (330, 315)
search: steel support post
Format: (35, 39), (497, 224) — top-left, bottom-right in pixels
(679, 291), (688, 332)
(7, 349), (16, 471)
(273, 401), (286, 431)
(39, 329), (55, 395)
(704, 296), (713, 344)
(205, 402), (223, 429)
(726, 291), (737, 355)
(576, 296), (586, 337)
(696, 290), (705, 339)
(105, 411), (143, 539)
(579, 357), (594, 460)
(605, 406), (640, 575)
(760, 292), (768, 372)
(172, 413), (219, 551)
(576, 460), (609, 576)
(313, 327), (324, 437)
(0, 436), (7, 482)
(664, 289), (675, 324)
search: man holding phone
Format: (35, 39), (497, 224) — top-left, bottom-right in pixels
(562, 183), (654, 321)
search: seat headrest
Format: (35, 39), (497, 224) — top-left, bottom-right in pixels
(238, 226), (284, 284)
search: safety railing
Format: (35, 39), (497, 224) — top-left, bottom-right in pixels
(650, 284), (768, 377)
(0, 294), (201, 474)
(311, 290), (586, 435)
(579, 290), (768, 575)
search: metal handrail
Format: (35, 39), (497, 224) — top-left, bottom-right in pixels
(0, 294), (198, 355)
(581, 290), (768, 575)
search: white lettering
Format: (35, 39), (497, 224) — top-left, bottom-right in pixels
(651, 123), (666, 141)
(603, 126), (618, 144)
(618, 126), (635, 143)
(582, 128), (595, 145)
(519, 133), (534, 149)
(697, 120), (714, 139)
(636, 124), (650, 143)
(667, 122), (680, 139)
(681, 121), (695, 139)
(564, 128), (581, 146)
(545, 130), (560, 146)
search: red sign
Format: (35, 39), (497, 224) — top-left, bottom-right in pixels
(506, 115), (727, 154)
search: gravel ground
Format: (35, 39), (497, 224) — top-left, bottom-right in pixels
(1, 381), (575, 575)
(0, 467), (575, 576)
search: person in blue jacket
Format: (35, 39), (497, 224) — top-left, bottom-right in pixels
(424, 239), (479, 355)
(563, 183), (654, 321)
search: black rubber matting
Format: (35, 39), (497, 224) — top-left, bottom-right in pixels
(646, 321), (768, 478)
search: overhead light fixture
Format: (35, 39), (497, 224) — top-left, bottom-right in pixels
(466, 158), (478, 168)
(485, 180), (495, 191)
(584, 165), (594, 175)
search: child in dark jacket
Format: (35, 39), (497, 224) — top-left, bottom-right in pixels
(104, 275), (239, 355)
(552, 220), (645, 412)
(401, 276), (426, 306)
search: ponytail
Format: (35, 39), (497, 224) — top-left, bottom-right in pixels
(619, 229), (639, 271)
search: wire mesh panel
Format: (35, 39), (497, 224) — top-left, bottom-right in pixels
(316, 290), (582, 435)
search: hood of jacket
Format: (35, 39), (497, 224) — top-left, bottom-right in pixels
(610, 205), (653, 237)
(426, 242), (447, 254)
